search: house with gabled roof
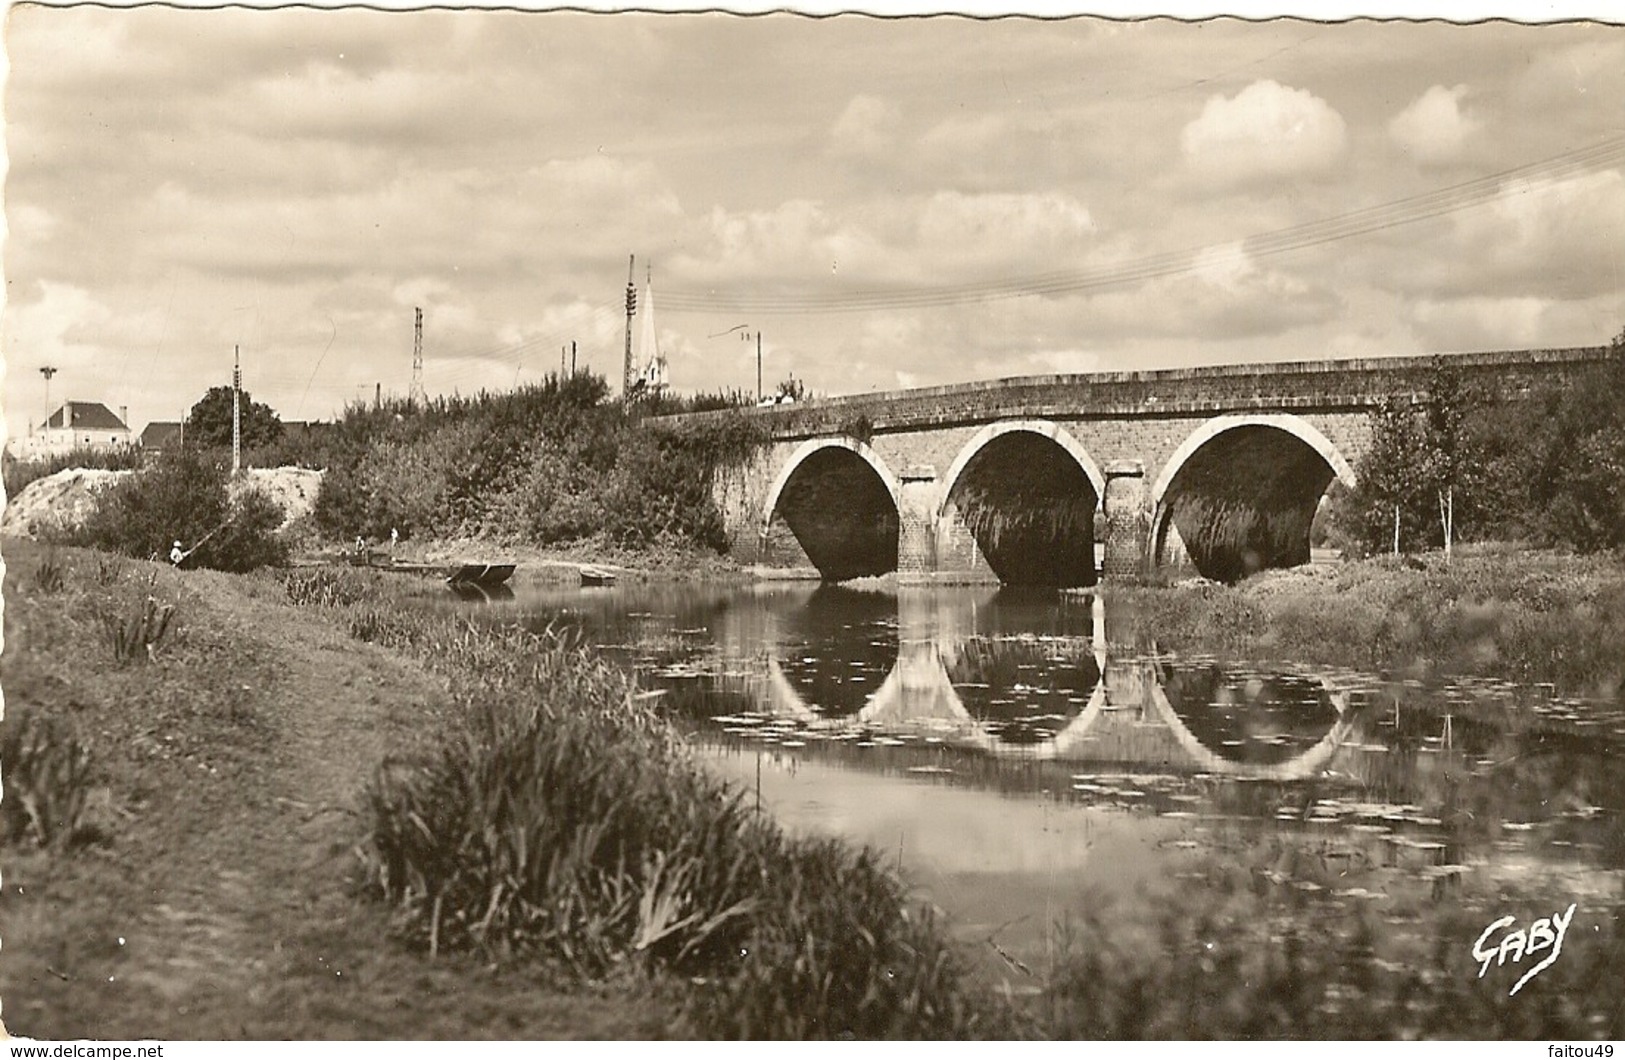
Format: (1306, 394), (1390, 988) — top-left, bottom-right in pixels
(7, 401), (134, 460)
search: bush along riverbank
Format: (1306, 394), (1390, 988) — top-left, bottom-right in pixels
(1115, 548), (1625, 700)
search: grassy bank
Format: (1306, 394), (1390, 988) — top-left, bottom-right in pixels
(1116, 548), (1625, 699)
(0, 540), (681, 1038)
(1, 542), (1016, 1039)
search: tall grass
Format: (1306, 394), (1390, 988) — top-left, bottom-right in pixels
(288, 569), (1011, 1038)
(0, 705), (97, 849)
(1118, 551), (1625, 698)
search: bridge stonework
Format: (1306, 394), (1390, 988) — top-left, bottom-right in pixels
(688, 347), (1607, 585)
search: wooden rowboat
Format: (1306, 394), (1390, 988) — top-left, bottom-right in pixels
(579, 565), (617, 587)
(344, 552), (517, 587)
(446, 562), (517, 587)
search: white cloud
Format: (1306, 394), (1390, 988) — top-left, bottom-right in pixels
(829, 95), (901, 158)
(1440, 169), (1625, 300)
(1181, 80), (1348, 187)
(1389, 85), (1481, 165)
(676, 201), (891, 287)
(3, 282), (115, 375)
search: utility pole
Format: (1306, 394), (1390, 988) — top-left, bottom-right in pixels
(38, 365), (58, 433)
(571, 341), (577, 376)
(232, 346), (242, 475)
(411, 307), (425, 407)
(623, 254), (637, 397)
(756, 330), (763, 403)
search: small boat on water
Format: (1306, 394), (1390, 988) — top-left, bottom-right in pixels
(579, 565), (617, 587)
(343, 550), (516, 587)
(446, 562), (518, 587)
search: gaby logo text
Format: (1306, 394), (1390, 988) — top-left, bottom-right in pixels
(1472, 902), (1577, 996)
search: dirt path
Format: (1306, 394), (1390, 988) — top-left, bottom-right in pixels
(1, 543), (678, 1039)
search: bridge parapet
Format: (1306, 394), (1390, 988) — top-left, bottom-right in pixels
(658, 346), (1608, 440)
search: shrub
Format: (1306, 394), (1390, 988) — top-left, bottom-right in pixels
(0, 705), (96, 849)
(310, 372), (766, 554)
(69, 449), (288, 572)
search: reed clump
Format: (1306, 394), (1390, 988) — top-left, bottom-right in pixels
(102, 595), (175, 665)
(280, 566), (377, 609)
(0, 705), (97, 849)
(286, 570), (1010, 1037)
(33, 551), (67, 594)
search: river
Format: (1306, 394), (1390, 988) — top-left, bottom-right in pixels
(439, 578), (1625, 988)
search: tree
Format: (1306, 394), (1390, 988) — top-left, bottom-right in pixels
(184, 386), (284, 451)
(1335, 399), (1438, 556)
(1528, 326), (1625, 550)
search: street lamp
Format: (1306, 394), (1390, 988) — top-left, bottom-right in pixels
(39, 366), (58, 431)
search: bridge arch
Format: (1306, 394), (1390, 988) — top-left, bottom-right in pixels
(1152, 413), (1356, 583)
(936, 420), (1106, 587)
(761, 437), (902, 581)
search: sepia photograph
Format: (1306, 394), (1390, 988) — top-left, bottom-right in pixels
(2, 0), (1623, 1042)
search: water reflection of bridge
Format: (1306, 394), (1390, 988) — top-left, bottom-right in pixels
(739, 586), (1360, 780)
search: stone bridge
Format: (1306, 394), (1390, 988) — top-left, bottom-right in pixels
(664, 346), (1608, 585)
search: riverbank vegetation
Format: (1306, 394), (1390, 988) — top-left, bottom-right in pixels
(1119, 548), (1625, 699)
(309, 373), (765, 552)
(1333, 331), (1625, 556)
(59, 448), (290, 572)
(1044, 863), (1623, 1039)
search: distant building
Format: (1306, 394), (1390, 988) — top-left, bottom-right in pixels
(8, 401), (134, 460)
(138, 421), (184, 457)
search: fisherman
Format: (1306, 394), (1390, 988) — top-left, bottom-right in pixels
(170, 540), (186, 565)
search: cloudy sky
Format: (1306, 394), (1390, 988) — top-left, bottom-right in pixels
(4, 5), (1624, 435)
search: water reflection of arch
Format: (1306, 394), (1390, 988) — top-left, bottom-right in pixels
(1079, 667), (1359, 780)
(760, 437), (902, 581)
(1151, 413), (1358, 583)
(756, 589), (1360, 778)
(935, 420), (1106, 587)
(770, 585), (899, 718)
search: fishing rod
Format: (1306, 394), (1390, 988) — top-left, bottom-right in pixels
(173, 514), (234, 564)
